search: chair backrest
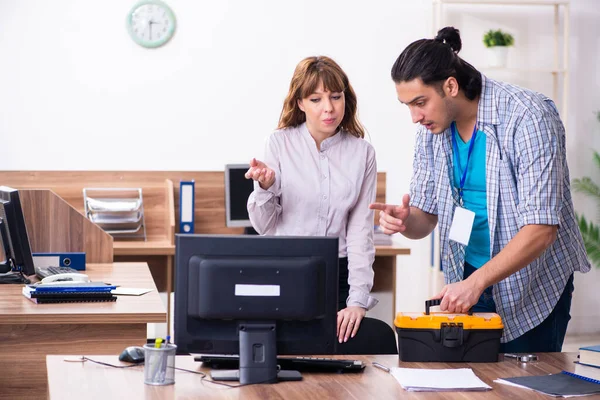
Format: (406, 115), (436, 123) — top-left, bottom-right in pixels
(337, 317), (398, 355)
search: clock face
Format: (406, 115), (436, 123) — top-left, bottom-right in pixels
(127, 0), (176, 48)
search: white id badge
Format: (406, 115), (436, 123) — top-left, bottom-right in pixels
(448, 206), (475, 245)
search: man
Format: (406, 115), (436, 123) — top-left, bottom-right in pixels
(371, 27), (590, 352)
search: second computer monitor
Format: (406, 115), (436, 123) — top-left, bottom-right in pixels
(0, 186), (35, 277)
(224, 164), (254, 228)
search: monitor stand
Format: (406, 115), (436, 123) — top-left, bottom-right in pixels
(210, 369), (302, 382)
(210, 322), (302, 384)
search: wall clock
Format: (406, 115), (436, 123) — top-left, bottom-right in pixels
(127, 0), (176, 48)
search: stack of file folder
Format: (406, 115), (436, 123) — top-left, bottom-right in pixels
(83, 188), (147, 240)
(22, 282), (117, 304)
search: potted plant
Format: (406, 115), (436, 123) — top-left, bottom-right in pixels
(573, 110), (600, 268)
(482, 29), (515, 68)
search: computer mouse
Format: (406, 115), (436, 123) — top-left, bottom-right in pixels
(118, 346), (145, 363)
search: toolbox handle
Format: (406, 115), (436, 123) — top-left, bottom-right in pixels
(425, 299), (441, 315)
(425, 299), (474, 315)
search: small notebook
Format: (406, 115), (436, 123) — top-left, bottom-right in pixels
(495, 371), (600, 397)
(391, 368), (491, 392)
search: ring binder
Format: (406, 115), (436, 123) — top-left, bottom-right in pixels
(496, 370), (600, 396)
(561, 370), (600, 385)
(22, 283), (118, 304)
(179, 181), (195, 233)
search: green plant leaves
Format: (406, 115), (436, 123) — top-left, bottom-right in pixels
(483, 30), (515, 47)
(577, 214), (600, 267)
(572, 177), (600, 198)
(574, 149), (600, 268)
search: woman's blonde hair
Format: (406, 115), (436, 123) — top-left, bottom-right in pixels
(277, 56), (365, 138)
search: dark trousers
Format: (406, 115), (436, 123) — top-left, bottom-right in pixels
(464, 262), (574, 353)
(336, 257), (398, 354)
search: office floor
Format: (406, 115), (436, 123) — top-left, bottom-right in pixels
(148, 292), (600, 352)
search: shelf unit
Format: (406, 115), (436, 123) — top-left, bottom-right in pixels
(429, 0), (571, 297)
(432, 0), (570, 126)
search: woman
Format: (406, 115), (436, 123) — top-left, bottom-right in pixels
(246, 56), (377, 345)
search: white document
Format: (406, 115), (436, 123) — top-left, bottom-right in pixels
(449, 206), (476, 245)
(111, 287), (154, 296)
(391, 368), (491, 392)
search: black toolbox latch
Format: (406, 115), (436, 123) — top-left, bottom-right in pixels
(440, 322), (464, 348)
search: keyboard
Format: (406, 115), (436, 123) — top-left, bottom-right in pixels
(36, 266), (81, 279)
(195, 354), (366, 373)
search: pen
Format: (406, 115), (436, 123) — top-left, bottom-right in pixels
(372, 362), (390, 373)
(151, 338), (166, 383)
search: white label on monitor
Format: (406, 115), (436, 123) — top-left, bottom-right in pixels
(181, 185), (193, 223)
(235, 284), (280, 296)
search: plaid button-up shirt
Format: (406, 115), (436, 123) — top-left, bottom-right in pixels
(410, 74), (590, 342)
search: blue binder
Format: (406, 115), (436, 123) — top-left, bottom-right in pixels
(30, 283), (117, 292)
(179, 181), (195, 233)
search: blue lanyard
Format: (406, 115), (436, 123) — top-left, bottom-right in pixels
(451, 122), (478, 200)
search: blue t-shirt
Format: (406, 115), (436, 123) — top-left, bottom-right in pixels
(452, 122), (490, 268)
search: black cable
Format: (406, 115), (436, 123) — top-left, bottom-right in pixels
(0, 271), (29, 284)
(81, 357), (276, 388)
(172, 366), (248, 388)
(82, 357), (142, 369)
(193, 368), (284, 388)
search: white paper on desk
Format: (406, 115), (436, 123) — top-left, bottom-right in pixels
(391, 368), (491, 392)
(111, 288), (153, 296)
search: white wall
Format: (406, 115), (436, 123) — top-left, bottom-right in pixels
(1, 0), (599, 333)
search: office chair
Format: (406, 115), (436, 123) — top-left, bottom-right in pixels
(336, 317), (398, 355)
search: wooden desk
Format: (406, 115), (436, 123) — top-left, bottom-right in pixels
(46, 353), (600, 399)
(0, 171), (406, 334)
(0, 262), (166, 400)
(0, 172), (177, 329)
(373, 244), (411, 323)
(114, 239), (175, 336)
(114, 240), (175, 256)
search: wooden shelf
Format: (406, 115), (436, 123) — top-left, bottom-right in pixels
(479, 67), (568, 74)
(434, 0), (569, 6)
(113, 238), (175, 256)
(432, 0), (570, 126)
(375, 245), (411, 257)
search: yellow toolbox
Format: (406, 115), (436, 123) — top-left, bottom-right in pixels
(394, 300), (504, 362)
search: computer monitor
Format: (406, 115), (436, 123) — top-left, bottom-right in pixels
(0, 186), (35, 282)
(224, 164), (254, 229)
(175, 234), (339, 384)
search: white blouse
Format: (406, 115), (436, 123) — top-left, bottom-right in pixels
(247, 123), (378, 310)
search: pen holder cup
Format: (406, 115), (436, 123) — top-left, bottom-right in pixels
(143, 343), (177, 386)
